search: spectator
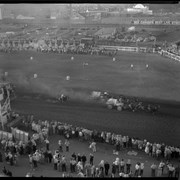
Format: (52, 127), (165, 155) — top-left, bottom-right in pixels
(126, 159), (131, 174)
(111, 162), (116, 177)
(47, 150), (53, 163)
(71, 152), (76, 161)
(44, 139), (49, 151)
(134, 162), (140, 177)
(140, 163), (144, 177)
(151, 163), (157, 177)
(61, 155), (67, 172)
(104, 161), (110, 176)
(81, 153), (87, 168)
(64, 139), (70, 152)
(168, 164), (175, 177)
(0, 151), (3, 162)
(77, 153), (81, 163)
(120, 159), (125, 173)
(175, 165), (180, 179)
(159, 160), (165, 175)
(58, 140), (63, 152)
(89, 153), (94, 165)
(71, 158), (76, 173)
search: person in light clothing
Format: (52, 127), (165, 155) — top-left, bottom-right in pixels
(140, 163), (144, 177)
(90, 141), (96, 153)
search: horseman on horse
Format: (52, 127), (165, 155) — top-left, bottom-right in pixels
(57, 93), (69, 103)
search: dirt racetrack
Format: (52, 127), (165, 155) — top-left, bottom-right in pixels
(0, 51), (180, 146)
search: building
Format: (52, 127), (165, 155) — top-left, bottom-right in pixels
(127, 4), (153, 15)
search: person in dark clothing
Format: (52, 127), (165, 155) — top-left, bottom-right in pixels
(6, 170), (12, 177)
(77, 153), (81, 162)
(175, 166), (180, 179)
(126, 159), (131, 174)
(72, 152), (76, 161)
(10, 156), (14, 166)
(2, 166), (7, 175)
(104, 161), (110, 176)
(89, 153), (94, 165)
(32, 144), (36, 153)
(111, 162), (116, 177)
(48, 151), (53, 163)
(0, 152), (3, 162)
(44, 151), (48, 163)
(81, 154), (87, 168)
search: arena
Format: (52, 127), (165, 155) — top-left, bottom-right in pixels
(0, 3), (180, 177)
(0, 50), (180, 146)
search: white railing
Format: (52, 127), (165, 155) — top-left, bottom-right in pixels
(160, 50), (180, 62)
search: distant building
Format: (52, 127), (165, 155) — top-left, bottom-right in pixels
(127, 4), (153, 15)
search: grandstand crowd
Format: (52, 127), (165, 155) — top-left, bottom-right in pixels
(0, 37), (117, 57)
(0, 113), (179, 177)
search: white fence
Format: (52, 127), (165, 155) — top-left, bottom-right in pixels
(160, 50), (180, 62)
(11, 127), (29, 143)
(97, 45), (139, 52)
(97, 45), (156, 53)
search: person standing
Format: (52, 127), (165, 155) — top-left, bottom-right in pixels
(61, 155), (67, 172)
(126, 159), (131, 174)
(134, 162), (140, 177)
(120, 159), (125, 173)
(47, 150), (53, 163)
(58, 140), (63, 152)
(168, 164), (175, 178)
(89, 153), (94, 165)
(64, 139), (70, 152)
(111, 162), (116, 177)
(71, 152), (76, 161)
(151, 163), (157, 177)
(157, 165), (162, 177)
(104, 161), (110, 176)
(175, 165), (180, 179)
(45, 138), (49, 151)
(159, 161), (165, 175)
(140, 163), (144, 177)
(0, 151), (3, 162)
(71, 158), (77, 173)
(81, 153), (87, 169)
(77, 153), (81, 163)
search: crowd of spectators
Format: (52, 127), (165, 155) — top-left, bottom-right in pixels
(166, 43), (180, 56)
(0, 112), (180, 177)
(0, 37), (117, 57)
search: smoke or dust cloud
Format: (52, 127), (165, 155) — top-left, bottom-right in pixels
(10, 71), (92, 102)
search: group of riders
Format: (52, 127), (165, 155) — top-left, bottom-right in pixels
(57, 91), (160, 114)
(95, 92), (160, 114)
(0, 37), (117, 57)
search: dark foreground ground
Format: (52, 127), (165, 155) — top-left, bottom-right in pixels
(1, 51), (180, 146)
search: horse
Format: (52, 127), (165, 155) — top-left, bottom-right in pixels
(58, 94), (69, 103)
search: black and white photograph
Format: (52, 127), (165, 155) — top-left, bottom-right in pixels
(0, 2), (180, 177)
